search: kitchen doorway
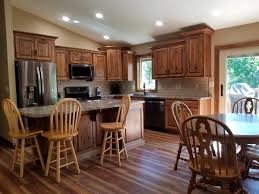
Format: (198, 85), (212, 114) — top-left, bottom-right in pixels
(218, 46), (259, 113)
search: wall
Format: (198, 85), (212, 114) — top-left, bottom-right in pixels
(0, 0), (16, 141)
(12, 7), (101, 50)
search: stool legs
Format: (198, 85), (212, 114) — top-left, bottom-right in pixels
(11, 140), (19, 171)
(69, 139), (80, 174)
(100, 130), (128, 167)
(56, 141), (61, 182)
(34, 136), (45, 170)
(19, 139), (25, 177)
(45, 141), (54, 176)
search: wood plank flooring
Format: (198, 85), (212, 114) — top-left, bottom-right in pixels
(0, 130), (258, 194)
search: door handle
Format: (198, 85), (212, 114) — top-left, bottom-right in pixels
(221, 84), (223, 96)
(40, 66), (45, 103)
(36, 67), (42, 103)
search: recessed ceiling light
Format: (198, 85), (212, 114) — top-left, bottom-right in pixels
(96, 13), (104, 19)
(155, 20), (164, 27)
(73, 20), (80, 24)
(212, 10), (223, 17)
(62, 16), (70, 22)
(103, 35), (110, 40)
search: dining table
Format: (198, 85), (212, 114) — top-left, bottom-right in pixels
(207, 113), (259, 145)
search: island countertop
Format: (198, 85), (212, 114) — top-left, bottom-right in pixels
(19, 99), (144, 118)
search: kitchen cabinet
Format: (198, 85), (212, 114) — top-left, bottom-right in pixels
(152, 27), (213, 78)
(55, 47), (69, 80)
(168, 43), (185, 77)
(77, 114), (94, 151)
(165, 98), (211, 132)
(106, 49), (122, 80)
(152, 48), (168, 78)
(70, 51), (92, 64)
(14, 31), (56, 61)
(93, 53), (106, 80)
(122, 51), (134, 81)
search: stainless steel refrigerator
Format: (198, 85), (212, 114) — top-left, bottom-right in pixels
(15, 60), (58, 108)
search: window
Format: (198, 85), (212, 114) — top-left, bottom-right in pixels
(137, 56), (156, 90)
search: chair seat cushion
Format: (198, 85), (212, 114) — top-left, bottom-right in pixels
(100, 122), (125, 131)
(42, 131), (78, 140)
(189, 156), (244, 180)
(9, 129), (43, 138)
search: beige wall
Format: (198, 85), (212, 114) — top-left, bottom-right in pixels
(0, 0), (15, 141)
(12, 7), (102, 50)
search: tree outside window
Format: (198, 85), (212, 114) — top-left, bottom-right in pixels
(138, 57), (156, 90)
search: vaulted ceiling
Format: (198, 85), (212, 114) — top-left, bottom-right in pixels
(11, 0), (259, 45)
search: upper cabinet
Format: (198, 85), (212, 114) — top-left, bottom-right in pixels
(14, 31), (57, 61)
(70, 50), (92, 64)
(106, 49), (122, 80)
(152, 26), (213, 79)
(55, 47), (69, 80)
(93, 53), (106, 81)
(122, 51), (134, 81)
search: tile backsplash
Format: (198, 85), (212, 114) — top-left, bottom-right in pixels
(58, 78), (209, 98)
(157, 78), (209, 97)
(58, 80), (135, 97)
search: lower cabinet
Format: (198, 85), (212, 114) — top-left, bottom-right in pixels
(76, 103), (144, 153)
(77, 114), (94, 151)
(165, 98), (211, 132)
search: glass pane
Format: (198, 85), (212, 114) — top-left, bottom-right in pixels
(226, 55), (259, 112)
(140, 59), (156, 90)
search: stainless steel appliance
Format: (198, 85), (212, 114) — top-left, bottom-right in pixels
(69, 64), (94, 80)
(64, 86), (101, 100)
(144, 98), (165, 130)
(15, 60), (58, 108)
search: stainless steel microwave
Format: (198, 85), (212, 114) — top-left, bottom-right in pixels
(69, 64), (94, 81)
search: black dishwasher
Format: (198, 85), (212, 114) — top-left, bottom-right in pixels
(144, 98), (165, 130)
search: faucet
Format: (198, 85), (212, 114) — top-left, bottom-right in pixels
(143, 82), (146, 95)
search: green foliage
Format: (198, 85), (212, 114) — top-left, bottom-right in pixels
(142, 61), (152, 84)
(227, 56), (259, 88)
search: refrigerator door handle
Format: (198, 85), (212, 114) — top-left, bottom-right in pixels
(36, 66), (42, 104)
(40, 66), (45, 103)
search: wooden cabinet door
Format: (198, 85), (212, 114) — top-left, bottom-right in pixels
(55, 49), (69, 80)
(35, 39), (54, 61)
(186, 35), (204, 77)
(93, 53), (106, 80)
(70, 51), (82, 63)
(78, 114), (94, 151)
(81, 52), (93, 64)
(168, 44), (185, 77)
(165, 105), (177, 130)
(122, 52), (134, 81)
(107, 50), (122, 80)
(15, 35), (35, 60)
(152, 48), (168, 78)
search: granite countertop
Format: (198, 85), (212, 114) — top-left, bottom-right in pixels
(103, 93), (211, 100)
(19, 99), (144, 118)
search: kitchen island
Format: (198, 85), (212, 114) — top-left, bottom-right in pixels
(19, 99), (144, 160)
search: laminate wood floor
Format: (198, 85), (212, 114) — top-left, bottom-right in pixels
(0, 130), (258, 194)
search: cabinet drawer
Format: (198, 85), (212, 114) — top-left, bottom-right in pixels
(165, 100), (199, 108)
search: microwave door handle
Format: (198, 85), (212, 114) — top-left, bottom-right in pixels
(36, 67), (42, 104)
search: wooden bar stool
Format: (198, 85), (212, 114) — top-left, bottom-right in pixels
(100, 96), (130, 167)
(42, 98), (82, 182)
(2, 99), (45, 177)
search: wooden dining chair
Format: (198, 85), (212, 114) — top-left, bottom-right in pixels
(100, 95), (130, 167)
(42, 98), (82, 182)
(182, 116), (247, 194)
(232, 97), (259, 179)
(2, 99), (45, 177)
(232, 97), (259, 114)
(244, 144), (259, 180)
(171, 101), (193, 170)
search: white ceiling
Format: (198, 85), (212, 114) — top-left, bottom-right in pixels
(10, 0), (259, 45)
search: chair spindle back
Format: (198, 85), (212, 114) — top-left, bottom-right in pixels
(2, 99), (26, 136)
(50, 98), (82, 135)
(171, 101), (193, 142)
(116, 95), (131, 127)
